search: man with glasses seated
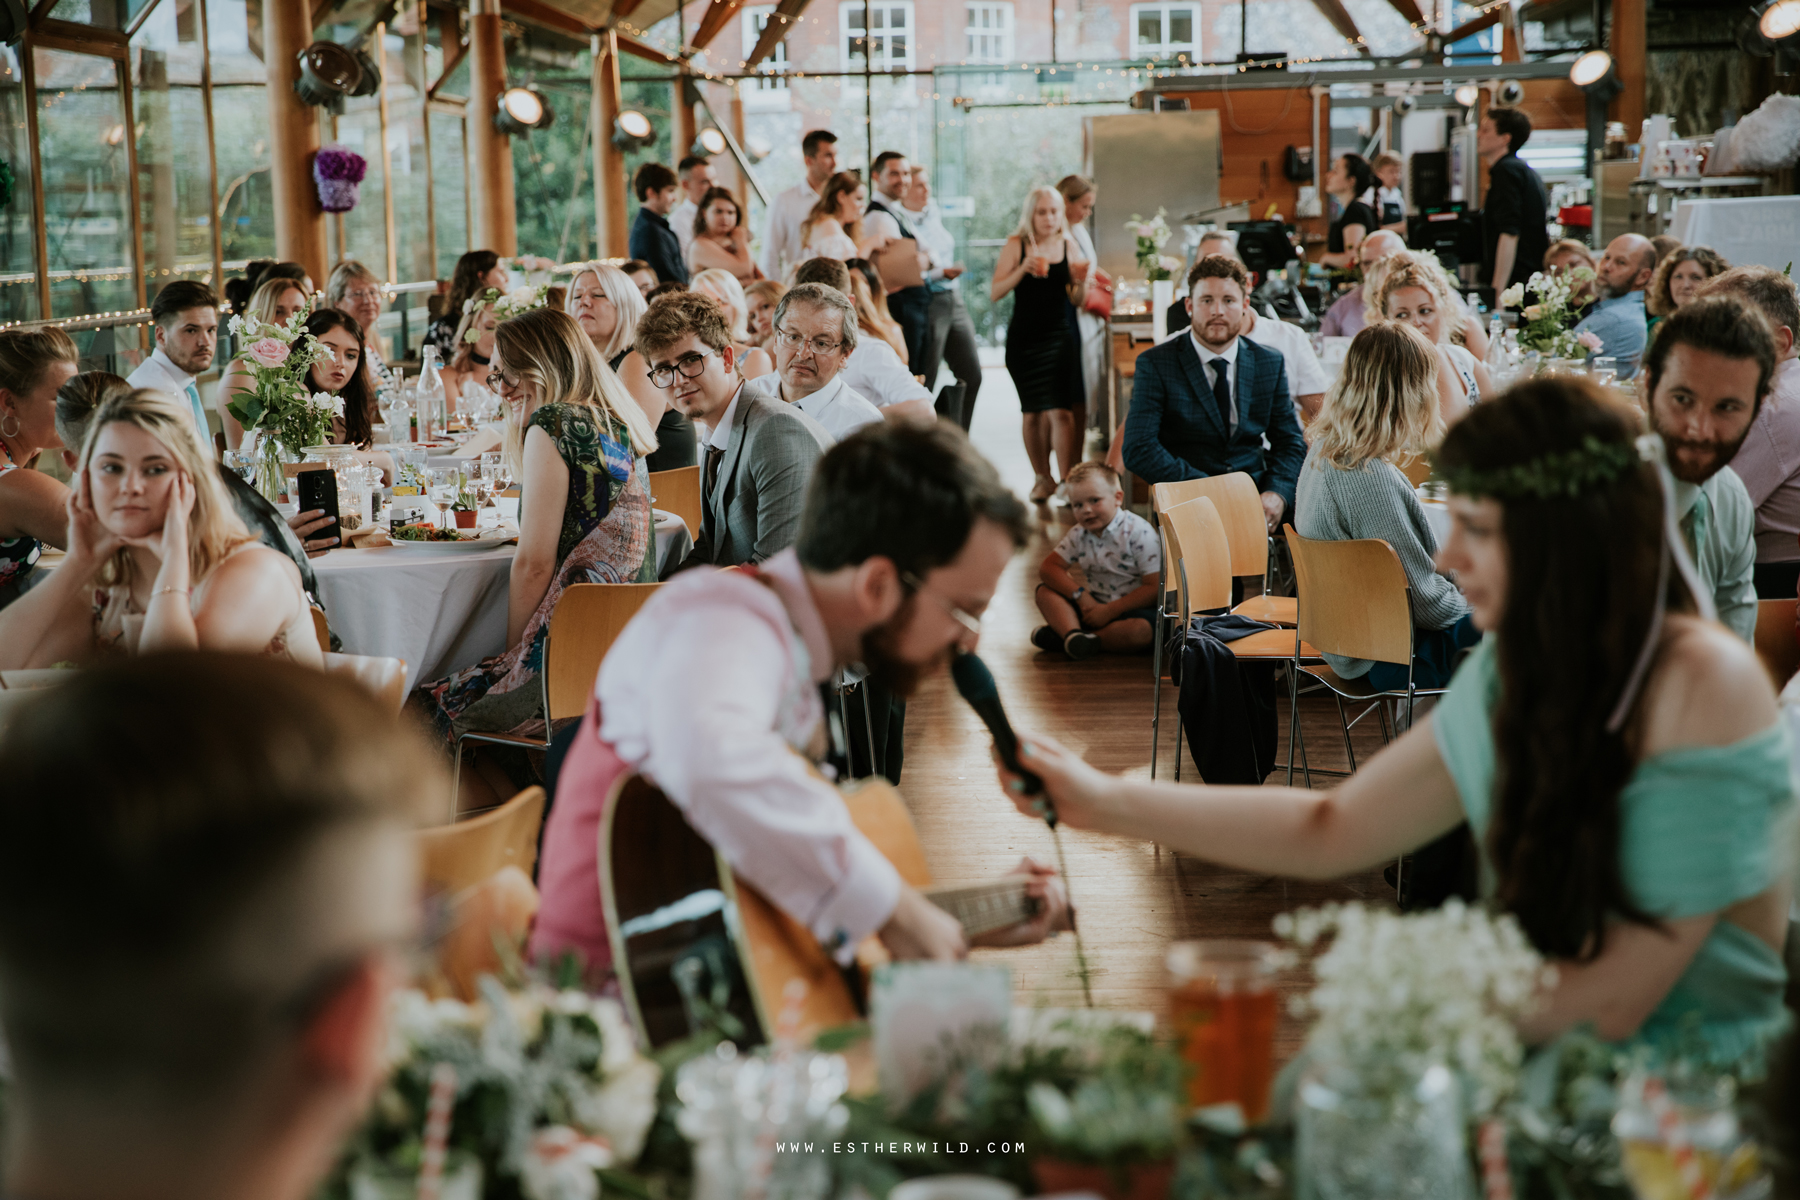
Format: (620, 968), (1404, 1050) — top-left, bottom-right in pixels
(791, 257), (937, 423)
(742, 283), (884, 445)
(637, 291), (830, 570)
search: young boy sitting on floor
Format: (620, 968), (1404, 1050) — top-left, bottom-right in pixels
(1032, 461), (1162, 659)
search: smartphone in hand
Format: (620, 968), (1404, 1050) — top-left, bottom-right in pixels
(295, 469), (342, 549)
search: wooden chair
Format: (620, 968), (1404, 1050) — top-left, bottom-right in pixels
(1153, 497), (1318, 781)
(1151, 473), (1296, 626)
(1285, 525), (1451, 786)
(322, 652), (409, 714)
(450, 582), (663, 805)
(648, 465), (703, 541)
(1755, 597), (1800, 689)
(418, 785), (547, 895)
(1395, 455), (1434, 488)
(311, 605), (331, 654)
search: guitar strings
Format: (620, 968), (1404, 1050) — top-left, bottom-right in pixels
(1048, 821), (1096, 1009)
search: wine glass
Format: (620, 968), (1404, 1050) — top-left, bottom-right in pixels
(481, 452), (507, 492)
(429, 469), (457, 531)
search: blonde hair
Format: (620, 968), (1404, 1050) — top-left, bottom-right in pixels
(79, 388), (254, 590)
(1374, 260), (1454, 345)
(1309, 322), (1442, 470)
(493, 308), (658, 478)
(325, 260), (379, 307)
(245, 277), (308, 328)
(844, 268), (904, 358)
(566, 262), (648, 363)
(1014, 185), (1070, 251)
(0, 326), (78, 405)
(691, 268), (751, 341)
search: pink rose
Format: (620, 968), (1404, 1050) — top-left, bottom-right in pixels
(245, 337), (290, 368)
(1577, 330), (1604, 353)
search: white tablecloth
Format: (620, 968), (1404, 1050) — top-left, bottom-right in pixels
(1668, 196), (1800, 273)
(1420, 497), (1449, 546)
(313, 510), (692, 692)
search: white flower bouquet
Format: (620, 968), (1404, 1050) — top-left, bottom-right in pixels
(1499, 268), (1597, 360)
(224, 299), (333, 501)
(459, 284), (552, 344)
(333, 978), (661, 1200)
(1126, 208), (1178, 281)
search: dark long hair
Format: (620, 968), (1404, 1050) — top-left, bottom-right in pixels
(1435, 379), (1680, 960)
(303, 308), (375, 449)
(444, 250), (500, 327)
(691, 186), (744, 240)
(1338, 153), (1376, 200)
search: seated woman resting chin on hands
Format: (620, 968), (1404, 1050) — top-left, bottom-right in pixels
(1000, 379), (1794, 1070)
(0, 388), (320, 669)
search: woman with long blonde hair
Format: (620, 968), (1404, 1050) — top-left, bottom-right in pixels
(690, 268), (775, 378)
(565, 261), (695, 472)
(217, 275), (311, 448)
(799, 171), (866, 262)
(415, 307), (658, 810)
(845, 258), (910, 363)
(0, 388), (319, 667)
(991, 183), (1090, 502)
(1296, 321), (1472, 690)
(1374, 257), (1490, 423)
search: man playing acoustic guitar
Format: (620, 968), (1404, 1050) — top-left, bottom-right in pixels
(533, 421), (1070, 990)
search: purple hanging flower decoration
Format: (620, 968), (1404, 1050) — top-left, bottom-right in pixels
(313, 146), (368, 213)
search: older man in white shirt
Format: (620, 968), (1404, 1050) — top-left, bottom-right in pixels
(127, 280), (220, 444)
(743, 283), (883, 444)
(790, 256), (935, 422)
(760, 130), (839, 281)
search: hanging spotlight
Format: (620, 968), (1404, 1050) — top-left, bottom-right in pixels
(347, 45), (383, 97)
(294, 41), (364, 107)
(1741, 0), (1800, 53)
(495, 86), (554, 135)
(1569, 49), (1622, 100)
(613, 109), (656, 151)
(1453, 82), (1481, 108)
(1392, 94), (1416, 116)
(694, 127), (728, 156)
(1497, 79), (1524, 106)
(1763, 0), (1800, 38)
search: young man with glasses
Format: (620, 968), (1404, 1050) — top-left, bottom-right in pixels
(743, 282), (884, 444)
(534, 420), (1071, 990)
(635, 291), (830, 569)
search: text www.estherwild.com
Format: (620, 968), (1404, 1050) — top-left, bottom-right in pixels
(773, 1142), (1027, 1155)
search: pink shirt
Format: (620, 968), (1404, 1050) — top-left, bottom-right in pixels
(530, 550), (902, 979)
(1727, 358), (1800, 562)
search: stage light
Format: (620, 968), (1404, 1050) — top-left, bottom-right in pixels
(1762, 0), (1800, 39)
(1569, 50), (1622, 100)
(1497, 79), (1524, 106)
(1453, 83), (1480, 108)
(1392, 94), (1416, 116)
(694, 127), (728, 156)
(348, 45), (382, 97)
(294, 41), (364, 107)
(495, 86), (554, 135)
(613, 109), (656, 150)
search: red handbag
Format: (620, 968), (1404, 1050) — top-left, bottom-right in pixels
(1083, 267), (1114, 318)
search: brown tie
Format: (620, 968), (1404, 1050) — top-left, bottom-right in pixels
(705, 445), (725, 501)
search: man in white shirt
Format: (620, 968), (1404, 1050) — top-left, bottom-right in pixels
(861, 151), (933, 365)
(127, 280), (219, 445)
(790, 257), (935, 422)
(671, 154), (717, 262)
(742, 283), (883, 444)
(903, 166), (981, 430)
(761, 130), (838, 281)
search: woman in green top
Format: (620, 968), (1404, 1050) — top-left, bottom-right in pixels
(998, 379), (1793, 1070)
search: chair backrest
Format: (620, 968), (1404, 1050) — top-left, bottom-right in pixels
(1153, 473), (1268, 576)
(417, 785), (547, 894)
(1161, 497), (1234, 618)
(1395, 456), (1433, 488)
(1755, 597), (1800, 688)
(311, 605), (330, 653)
(543, 582), (662, 722)
(322, 652), (409, 713)
(1285, 524), (1414, 665)
(648, 465), (703, 541)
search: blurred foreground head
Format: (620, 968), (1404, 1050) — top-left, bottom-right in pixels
(0, 653), (439, 1200)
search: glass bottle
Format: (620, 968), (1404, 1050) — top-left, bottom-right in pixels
(416, 345), (445, 442)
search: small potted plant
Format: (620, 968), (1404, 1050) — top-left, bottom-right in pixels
(452, 476), (478, 529)
(1024, 1024), (1187, 1200)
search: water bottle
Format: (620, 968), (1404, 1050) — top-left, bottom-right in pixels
(416, 345), (445, 442)
(1484, 317), (1510, 388)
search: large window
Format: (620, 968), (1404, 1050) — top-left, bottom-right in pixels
(741, 6), (789, 111)
(34, 48), (135, 318)
(132, 0), (214, 303)
(208, 0), (275, 268)
(966, 2), (1013, 63)
(0, 45), (38, 322)
(1130, 3), (1199, 61)
(841, 2), (914, 72)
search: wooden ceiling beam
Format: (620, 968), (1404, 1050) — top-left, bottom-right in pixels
(689, 0), (742, 53)
(1306, 0), (1367, 53)
(1382, 0), (1427, 29)
(500, 0), (595, 38)
(1441, 7), (1506, 46)
(617, 32), (680, 63)
(743, 0), (811, 69)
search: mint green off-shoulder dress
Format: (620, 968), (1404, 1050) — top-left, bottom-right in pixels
(1433, 636), (1795, 1069)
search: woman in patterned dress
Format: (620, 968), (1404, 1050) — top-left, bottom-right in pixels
(414, 307), (660, 809)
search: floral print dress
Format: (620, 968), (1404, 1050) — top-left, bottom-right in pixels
(416, 401), (654, 747)
(0, 448), (44, 603)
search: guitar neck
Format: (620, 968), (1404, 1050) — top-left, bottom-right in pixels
(923, 879), (1039, 937)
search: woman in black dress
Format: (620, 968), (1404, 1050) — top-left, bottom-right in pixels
(992, 185), (1090, 503)
(1320, 153), (1379, 270)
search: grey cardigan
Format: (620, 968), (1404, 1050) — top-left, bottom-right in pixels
(1293, 443), (1469, 678)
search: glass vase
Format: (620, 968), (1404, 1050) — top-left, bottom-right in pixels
(1296, 1059), (1475, 1200)
(252, 432), (292, 506)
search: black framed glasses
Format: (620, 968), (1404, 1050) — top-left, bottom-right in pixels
(485, 370), (521, 393)
(774, 328), (845, 357)
(646, 349), (716, 389)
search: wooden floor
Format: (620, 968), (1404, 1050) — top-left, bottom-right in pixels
(898, 357), (1394, 1058)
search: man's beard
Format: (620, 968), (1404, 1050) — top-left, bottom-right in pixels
(1651, 408), (1752, 484)
(1597, 277), (1635, 301)
(858, 595), (946, 699)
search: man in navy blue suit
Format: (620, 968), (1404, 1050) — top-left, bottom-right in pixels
(1123, 255), (1306, 531)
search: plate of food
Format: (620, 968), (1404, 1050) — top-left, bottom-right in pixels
(386, 524), (515, 552)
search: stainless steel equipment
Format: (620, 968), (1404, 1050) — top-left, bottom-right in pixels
(1085, 110), (1223, 284)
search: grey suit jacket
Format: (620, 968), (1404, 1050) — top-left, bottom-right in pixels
(683, 389), (831, 568)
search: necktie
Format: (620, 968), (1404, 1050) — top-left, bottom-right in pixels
(185, 383), (208, 443)
(1209, 359), (1233, 434)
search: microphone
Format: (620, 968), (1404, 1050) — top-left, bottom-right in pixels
(949, 651), (1050, 820)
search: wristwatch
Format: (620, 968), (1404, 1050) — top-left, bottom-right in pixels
(1071, 587), (1085, 601)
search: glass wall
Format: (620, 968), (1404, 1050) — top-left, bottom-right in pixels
(208, 0), (274, 270)
(0, 44), (39, 322)
(132, 0), (214, 302)
(33, 48), (135, 317)
(388, 28), (434, 285)
(429, 107), (469, 278)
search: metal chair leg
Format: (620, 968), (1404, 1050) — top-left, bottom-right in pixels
(861, 682), (882, 781)
(1174, 697), (1185, 781)
(1150, 607), (1165, 780)
(1333, 694), (1357, 773)
(1285, 661), (1302, 785)
(449, 736), (464, 821)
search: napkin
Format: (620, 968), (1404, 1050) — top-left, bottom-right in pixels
(345, 525), (392, 548)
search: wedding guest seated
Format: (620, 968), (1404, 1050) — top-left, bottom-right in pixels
(0, 388), (321, 668)
(637, 291), (828, 570)
(327, 259), (388, 379)
(0, 653), (431, 1200)
(1318, 230), (1405, 339)
(442, 290), (498, 415)
(0, 327), (78, 608)
(414, 308), (660, 810)
(533, 421), (1070, 986)
(1647, 245), (1729, 333)
(1704, 268), (1800, 598)
(567, 261), (695, 473)
(1296, 322), (1476, 689)
(741, 282), (883, 444)
(621, 259), (657, 298)
(798, 170), (866, 262)
(302, 309), (394, 487)
(1122, 255), (1306, 534)
(1031, 461), (1160, 659)
(1543, 238), (1600, 319)
(846, 257), (911, 364)
(1643, 294), (1775, 642)
(218, 275), (309, 448)
(791, 257), (935, 422)
(645, 280), (687, 303)
(1574, 233), (1656, 376)
(128, 280), (220, 445)
(1374, 258), (1491, 421)
(690, 267), (775, 378)
(685, 186), (762, 283)
(1001, 378), (1795, 1068)
(427, 250), (504, 361)
(746, 278), (786, 353)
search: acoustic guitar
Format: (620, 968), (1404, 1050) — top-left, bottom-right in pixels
(600, 772), (1040, 1051)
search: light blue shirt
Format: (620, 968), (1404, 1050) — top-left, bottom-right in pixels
(1675, 468), (1758, 644)
(1573, 291), (1648, 377)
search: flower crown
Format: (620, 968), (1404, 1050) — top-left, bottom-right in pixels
(1429, 435), (1643, 501)
(461, 284), (551, 341)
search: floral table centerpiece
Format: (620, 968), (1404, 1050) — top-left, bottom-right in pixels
(1501, 269), (1605, 363)
(1125, 209), (1182, 283)
(224, 300), (337, 503)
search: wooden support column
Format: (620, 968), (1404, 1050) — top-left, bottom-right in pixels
(675, 73), (698, 159)
(592, 31), (630, 258)
(266, 0), (327, 283)
(726, 83), (748, 199)
(1609, 0), (1645, 141)
(468, 0), (518, 254)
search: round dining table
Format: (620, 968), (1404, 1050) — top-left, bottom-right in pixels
(313, 510), (692, 692)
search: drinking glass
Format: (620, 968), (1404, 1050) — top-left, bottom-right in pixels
(1589, 356), (1618, 387)
(429, 469), (457, 531)
(223, 449), (255, 484)
(1167, 940), (1282, 1123)
(481, 452), (509, 492)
